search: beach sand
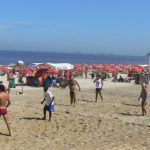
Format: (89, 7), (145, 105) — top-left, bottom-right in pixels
(0, 77), (150, 150)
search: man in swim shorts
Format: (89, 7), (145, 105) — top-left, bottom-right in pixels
(41, 86), (54, 121)
(68, 75), (81, 106)
(138, 83), (148, 116)
(0, 84), (11, 136)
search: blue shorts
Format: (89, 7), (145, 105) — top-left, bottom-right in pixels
(44, 104), (54, 112)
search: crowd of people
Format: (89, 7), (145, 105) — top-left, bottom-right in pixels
(0, 70), (149, 136)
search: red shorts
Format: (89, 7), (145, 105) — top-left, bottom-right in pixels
(0, 108), (7, 116)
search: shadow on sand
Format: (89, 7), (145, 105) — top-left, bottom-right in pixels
(119, 113), (141, 117)
(0, 132), (10, 136)
(78, 99), (94, 103)
(55, 103), (70, 107)
(20, 117), (44, 120)
(122, 103), (140, 107)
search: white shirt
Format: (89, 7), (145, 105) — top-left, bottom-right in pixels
(44, 91), (54, 106)
(96, 79), (102, 89)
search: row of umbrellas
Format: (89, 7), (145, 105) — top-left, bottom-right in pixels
(74, 64), (146, 74)
(0, 64), (147, 77)
(0, 65), (60, 76)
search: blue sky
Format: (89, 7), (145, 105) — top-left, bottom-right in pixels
(0, 0), (150, 56)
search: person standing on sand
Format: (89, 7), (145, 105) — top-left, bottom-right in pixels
(0, 84), (11, 136)
(94, 75), (103, 102)
(67, 76), (81, 106)
(41, 86), (54, 121)
(138, 83), (148, 116)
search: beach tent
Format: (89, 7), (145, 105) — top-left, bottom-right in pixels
(27, 63), (44, 69)
(7, 63), (16, 67)
(46, 63), (73, 70)
(17, 60), (24, 66)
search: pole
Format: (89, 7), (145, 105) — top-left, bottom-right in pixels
(146, 52), (150, 84)
(21, 82), (23, 93)
(148, 55), (150, 84)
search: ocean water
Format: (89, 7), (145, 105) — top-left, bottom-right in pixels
(0, 50), (148, 65)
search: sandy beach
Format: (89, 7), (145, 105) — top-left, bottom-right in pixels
(0, 77), (150, 150)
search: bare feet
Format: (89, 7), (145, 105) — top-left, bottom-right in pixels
(9, 133), (12, 136)
(42, 117), (46, 120)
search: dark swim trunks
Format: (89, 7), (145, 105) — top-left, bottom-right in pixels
(96, 88), (102, 92)
(0, 108), (7, 116)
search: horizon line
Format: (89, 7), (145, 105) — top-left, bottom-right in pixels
(0, 49), (147, 57)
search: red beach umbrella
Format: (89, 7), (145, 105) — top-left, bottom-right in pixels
(45, 69), (54, 74)
(86, 65), (93, 69)
(118, 64), (125, 68)
(45, 69), (59, 75)
(38, 64), (49, 69)
(121, 70), (129, 74)
(13, 66), (22, 72)
(35, 69), (48, 77)
(131, 67), (142, 73)
(103, 66), (116, 73)
(0, 66), (11, 72)
(75, 67), (80, 71)
(93, 65), (103, 70)
(74, 64), (81, 69)
(65, 71), (70, 78)
(53, 70), (59, 75)
(19, 69), (33, 75)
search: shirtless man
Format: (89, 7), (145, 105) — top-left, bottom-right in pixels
(138, 83), (148, 116)
(7, 72), (14, 93)
(0, 84), (11, 136)
(68, 76), (81, 106)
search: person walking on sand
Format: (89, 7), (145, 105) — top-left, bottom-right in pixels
(138, 83), (148, 116)
(94, 75), (103, 102)
(41, 86), (54, 121)
(68, 75), (81, 106)
(0, 84), (11, 136)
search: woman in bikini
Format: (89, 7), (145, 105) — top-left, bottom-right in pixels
(0, 84), (11, 136)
